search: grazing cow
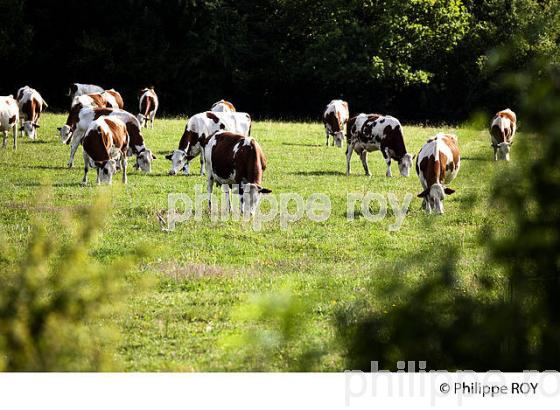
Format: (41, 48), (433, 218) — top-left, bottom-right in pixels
(59, 93), (110, 144)
(16, 86), (47, 139)
(490, 108), (517, 161)
(67, 83), (104, 99)
(81, 116), (129, 185)
(415, 133), (461, 214)
(0, 96), (19, 149)
(346, 113), (413, 177)
(323, 99), (349, 147)
(102, 89), (125, 109)
(211, 99), (236, 112)
(166, 111), (252, 176)
(137, 87), (159, 128)
(204, 131), (271, 214)
(64, 107), (155, 172)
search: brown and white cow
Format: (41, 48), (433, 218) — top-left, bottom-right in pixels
(211, 99), (236, 113)
(203, 131), (271, 214)
(490, 108), (516, 161)
(67, 83), (104, 99)
(415, 133), (461, 214)
(16, 86), (47, 139)
(137, 87), (159, 128)
(64, 107), (155, 171)
(346, 113), (414, 177)
(81, 116), (129, 185)
(59, 93), (110, 144)
(323, 99), (349, 147)
(102, 89), (125, 109)
(166, 111), (252, 176)
(0, 95), (19, 149)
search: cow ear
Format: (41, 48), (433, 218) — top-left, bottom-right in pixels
(444, 188), (455, 195)
(19, 126), (24, 131)
(57, 127), (62, 131)
(151, 153), (157, 160)
(259, 187), (272, 194)
(165, 154), (173, 161)
(34, 124), (40, 128)
(417, 189), (428, 198)
(412, 154), (416, 160)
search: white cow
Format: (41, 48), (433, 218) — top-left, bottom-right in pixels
(323, 99), (349, 147)
(137, 87), (159, 128)
(0, 95), (19, 149)
(16, 86), (47, 139)
(166, 111), (252, 175)
(67, 83), (104, 99)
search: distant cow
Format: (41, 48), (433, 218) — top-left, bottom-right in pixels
(323, 99), (349, 147)
(102, 89), (125, 109)
(81, 116), (129, 185)
(204, 131), (271, 214)
(346, 113), (413, 177)
(0, 95), (19, 149)
(16, 86), (47, 139)
(415, 133), (461, 214)
(64, 107), (155, 172)
(166, 111), (252, 176)
(137, 87), (159, 128)
(211, 100), (236, 113)
(67, 83), (104, 99)
(490, 108), (517, 161)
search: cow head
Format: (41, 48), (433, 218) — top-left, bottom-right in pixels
(333, 131), (344, 148)
(20, 121), (39, 139)
(398, 153), (414, 177)
(58, 125), (72, 144)
(166, 150), (188, 175)
(496, 142), (511, 161)
(98, 159), (118, 184)
(136, 149), (156, 172)
(417, 183), (455, 215)
(241, 183), (272, 215)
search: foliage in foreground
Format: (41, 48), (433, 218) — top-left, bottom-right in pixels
(0, 191), (148, 371)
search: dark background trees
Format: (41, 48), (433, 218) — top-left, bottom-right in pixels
(0, 0), (558, 120)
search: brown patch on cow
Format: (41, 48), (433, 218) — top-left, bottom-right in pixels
(88, 93), (107, 107)
(497, 110), (516, 125)
(206, 112), (220, 123)
(209, 132), (267, 186)
(324, 111), (341, 133)
(140, 95), (154, 117)
(178, 126), (199, 151)
(223, 100), (236, 111)
(381, 124), (407, 160)
(82, 118), (128, 164)
(21, 97), (41, 124)
(105, 89), (124, 109)
(125, 122), (144, 150)
(418, 135), (460, 188)
(8, 115), (16, 125)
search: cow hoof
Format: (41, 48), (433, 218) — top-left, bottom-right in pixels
(67, 162), (74, 169)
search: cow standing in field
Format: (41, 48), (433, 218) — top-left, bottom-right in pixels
(323, 100), (349, 147)
(0, 96), (19, 149)
(16, 86), (47, 140)
(346, 113), (414, 177)
(211, 100), (236, 112)
(67, 83), (104, 99)
(204, 131), (271, 214)
(416, 133), (461, 214)
(102, 89), (125, 109)
(81, 116), (129, 185)
(63, 107), (155, 172)
(137, 87), (159, 128)
(490, 108), (517, 161)
(166, 111), (252, 176)
(59, 93), (110, 144)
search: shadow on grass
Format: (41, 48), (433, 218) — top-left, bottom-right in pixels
(29, 164), (68, 170)
(289, 170), (346, 176)
(282, 142), (322, 147)
(462, 156), (489, 161)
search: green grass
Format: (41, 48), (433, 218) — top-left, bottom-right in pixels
(0, 114), (515, 371)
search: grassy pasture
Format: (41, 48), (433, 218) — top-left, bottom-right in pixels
(0, 113), (514, 370)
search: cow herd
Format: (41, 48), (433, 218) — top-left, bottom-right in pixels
(323, 99), (517, 214)
(0, 84), (517, 215)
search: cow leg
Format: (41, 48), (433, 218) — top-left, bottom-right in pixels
(68, 131), (84, 168)
(346, 144), (353, 176)
(82, 152), (89, 185)
(150, 113), (155, 129)
(382, 149), (392, 177)
(207, 176), (214, 211)
(2, 131), (7, 148)
(493, 147), (498, 161)
(183, 161), (190, 175)
(12, 125), (17, 150)
(122, 155), (128, 184)
(359, 150), (371, 176)
(325, 130), (329, 146)
(200, 154), (205, 176)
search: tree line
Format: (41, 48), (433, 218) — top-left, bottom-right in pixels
(1, 0), (558, 120)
